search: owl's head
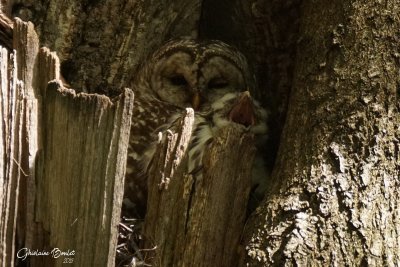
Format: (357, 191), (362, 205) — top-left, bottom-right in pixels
(136, 39), (255, 112)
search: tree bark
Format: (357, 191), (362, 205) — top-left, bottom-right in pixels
(2, 1), (400, 266)
(241, 1), (400, 266)
(5, 0), (201, 93)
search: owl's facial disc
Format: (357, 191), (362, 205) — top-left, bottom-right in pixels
(199, 56), (246, 106)
(152, 52), (197, 107)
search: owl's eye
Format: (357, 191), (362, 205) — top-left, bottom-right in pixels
(169, 75), (188, 86)
(208, 78), (229, 89)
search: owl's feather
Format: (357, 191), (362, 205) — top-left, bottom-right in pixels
(123, 39), (268, 218)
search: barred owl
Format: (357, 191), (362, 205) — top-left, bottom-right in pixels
(123, 39), (268, 218)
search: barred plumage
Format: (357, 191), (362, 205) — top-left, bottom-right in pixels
(123, 39), (268, 218)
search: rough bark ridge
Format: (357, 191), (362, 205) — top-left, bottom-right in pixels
(242, 1), (400, 266)
(5, 0), (201, 93)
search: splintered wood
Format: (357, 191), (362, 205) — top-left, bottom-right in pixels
(0, 12), (12, 50)
(0, 17), (134, 267)
(0, 18), (39, 267)
(37, 82), (133, 267)
(144, 111), (256, 267)
(0, 42), (25, 267)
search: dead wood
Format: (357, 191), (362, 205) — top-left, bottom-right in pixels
(0, 16), (134, 267)
(143, 110), (255, 267)
(35, 82), (133, 266)
(0, 11), (12, 50)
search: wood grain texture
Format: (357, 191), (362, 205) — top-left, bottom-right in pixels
(35, 82), (134, 266)
(144, 111), (256, 267)
(0, 17), (39, 267)
(0, 45), (23, 267)
(0, 16), (134, 266)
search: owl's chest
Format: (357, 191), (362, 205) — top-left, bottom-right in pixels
(128, 96), (183, 162)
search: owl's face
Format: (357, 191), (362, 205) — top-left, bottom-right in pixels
(124, 39), (266, 219)
(141, 39), (254, 112)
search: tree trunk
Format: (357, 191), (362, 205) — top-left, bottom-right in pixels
(2, 0), (400, 266)
(241, 1), (400, 266)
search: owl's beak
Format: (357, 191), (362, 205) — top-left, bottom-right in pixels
(192, 91), (202, 111)
(228, 91), (256, 127)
